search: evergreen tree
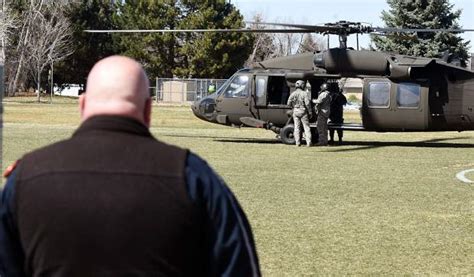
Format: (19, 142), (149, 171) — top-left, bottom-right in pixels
(113, 0), (179, 78)
(60, 1), (254, 83)
(372, 0), (470, 67)
(55, 0), (117, 86)
(173, 1), (254, 78)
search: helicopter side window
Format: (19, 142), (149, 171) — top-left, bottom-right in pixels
(397, 83), (420, 108)
(255, 77), (267, 106)
(368, 81), (390, 108)
(224, 75), (249, 98)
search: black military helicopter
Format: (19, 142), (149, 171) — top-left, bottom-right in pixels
(87, 21), (474, 144)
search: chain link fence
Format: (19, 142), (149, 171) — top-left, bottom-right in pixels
(151, 78), (227, 104)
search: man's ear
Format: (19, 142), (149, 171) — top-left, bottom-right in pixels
(143, 98), (152, 127)
(79, 94), (85, 119)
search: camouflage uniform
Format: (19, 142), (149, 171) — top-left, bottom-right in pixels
(313, 89), (331, 146)
(287, 87), (312, 146)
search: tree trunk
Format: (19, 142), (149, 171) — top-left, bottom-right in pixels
(36, 68), (40, 103)
(9, 52), (25, 96)
(1, 38), (5, 65)
(9, 0), (44, 96)
(9, 15), (32, 97)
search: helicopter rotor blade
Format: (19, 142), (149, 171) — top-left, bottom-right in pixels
(373, 27), (474, 33)
(246, 21), (326, 30)
(245, 21), (348, 33)
(85, 21), (474, 38)
(84, 28), (315, 34)
(245, 21), (474, 34)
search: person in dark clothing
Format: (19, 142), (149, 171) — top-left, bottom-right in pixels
(0, 56), (260, 277)
(313, 83), (331, 146)
(329, 90), (348, 144)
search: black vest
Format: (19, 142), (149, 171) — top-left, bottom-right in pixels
(14, 116), (205, 277)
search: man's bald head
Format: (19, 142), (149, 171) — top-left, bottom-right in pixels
(80, 56), (151, 126)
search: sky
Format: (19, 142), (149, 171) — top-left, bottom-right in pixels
(231, 0), (474, 53)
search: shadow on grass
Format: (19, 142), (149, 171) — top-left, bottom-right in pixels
(161, 133), (279, 144)
(214, 138), (280, 144)
(163, 133), (474, 148)
(326, 137), (474, 152)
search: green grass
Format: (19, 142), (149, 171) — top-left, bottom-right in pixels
(2, 98), (474, 275)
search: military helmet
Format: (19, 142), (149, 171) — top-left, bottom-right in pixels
(295, 80), (306, 90)
(320, 83), (328, 91)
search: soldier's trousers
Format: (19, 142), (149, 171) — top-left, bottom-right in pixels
(329, 129), (343, 141)
(317, 114), (329, 145)
(293, 111), (311, 146)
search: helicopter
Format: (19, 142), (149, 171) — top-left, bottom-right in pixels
(86, 21), (474, 144)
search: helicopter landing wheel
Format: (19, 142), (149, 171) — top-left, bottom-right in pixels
(280, 124), (296, 145)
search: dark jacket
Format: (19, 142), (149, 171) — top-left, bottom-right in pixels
(1, 116), (260, 277)
(329, 93), (347, 123)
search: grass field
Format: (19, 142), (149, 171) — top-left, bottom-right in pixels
(2, 97), (474, 275)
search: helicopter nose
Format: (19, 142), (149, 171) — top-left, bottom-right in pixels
(190, 97), (217, 123)
(191, 101), (203, 119)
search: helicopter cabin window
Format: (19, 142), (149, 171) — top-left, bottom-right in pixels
(397, 83), (420, 108)
(224, 75), (249, 98)
(255, 76), (267, 106)
(368, 81), (390, 108)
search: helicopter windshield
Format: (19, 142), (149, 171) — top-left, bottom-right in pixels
(215, 70), (251, 95)
(215, 76), (234, 96)
(222, 75), (249, 98)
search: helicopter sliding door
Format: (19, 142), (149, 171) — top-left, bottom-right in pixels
(214, 73), (253, 125)
(362, 78), (429, 131)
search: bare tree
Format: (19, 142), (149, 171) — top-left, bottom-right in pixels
(246, 16), (326, 65)
(248, 18), (325, 58)
(6, 0), (45, 96)
(0, 0), (17, 66)
(273, 33), (302, 57)
(27, 2), (74, 102)
(245, 13), (277, 66)
(269, 18), (305, 57)
(297, 33), (326, 54)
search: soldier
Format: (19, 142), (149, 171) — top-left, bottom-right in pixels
(329, 89), (347, 144)
(0, 56), (261, 276)
(208, 82), (216, 94)
(313, 83), (331, 146)
(287, 80), (312, 147)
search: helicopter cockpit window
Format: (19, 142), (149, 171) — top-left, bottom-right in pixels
(397, 83), (420, 108)
(224, 75), (249, 98)
(368, 81), (390, 108)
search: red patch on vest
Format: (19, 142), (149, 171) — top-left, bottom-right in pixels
(3, 160), (20, 178)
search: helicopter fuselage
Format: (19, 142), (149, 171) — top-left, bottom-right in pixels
(191, 49), (474, 143)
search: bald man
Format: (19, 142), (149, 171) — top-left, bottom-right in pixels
(0, 56), (260, 276)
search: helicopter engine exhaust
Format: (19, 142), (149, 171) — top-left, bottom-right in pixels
(314, 49), (390, 76)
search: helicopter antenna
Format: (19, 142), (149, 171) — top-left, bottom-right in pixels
(356, 33), (359, 50)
